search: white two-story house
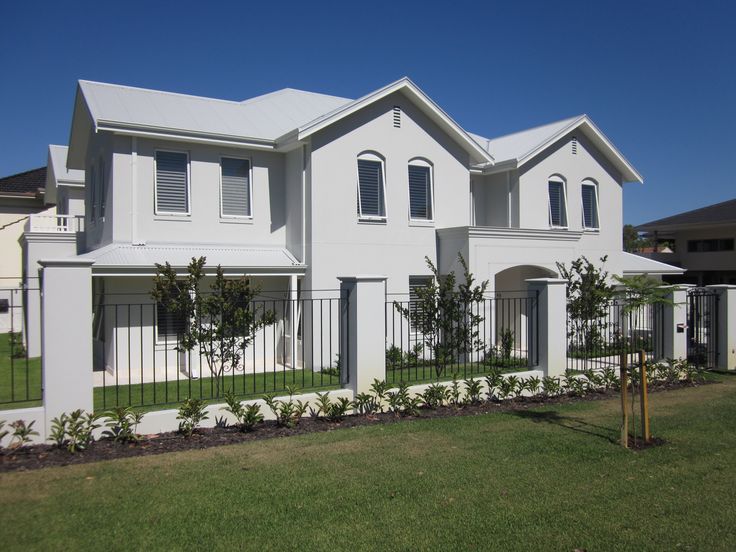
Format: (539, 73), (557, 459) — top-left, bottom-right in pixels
(23, 77), (681, 381)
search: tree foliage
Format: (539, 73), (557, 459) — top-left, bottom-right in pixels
(152, 257), (276, 397)
(394, 254), (489, 377)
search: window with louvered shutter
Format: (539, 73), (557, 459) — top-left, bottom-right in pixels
(89, 163), (97, 220)
(581, 182), (599, 229)
(409, 276), (432, 331)
(220, 157), (251, 217)
(357, 158), (386, 218)
(408, 164), (433, 220)
(548, 180), (567, 227)
(156, 301), (187, 342)
(155, 151), (189, 214)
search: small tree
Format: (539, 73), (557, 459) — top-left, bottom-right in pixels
(395, 254), (488, 377)
(613, 273), (673, 352)
(556, 256), (615, 353)
(152, 257), (276, 397)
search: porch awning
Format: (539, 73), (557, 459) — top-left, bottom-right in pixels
(619, 252), (684, 276)
(77, 242), (306, 276)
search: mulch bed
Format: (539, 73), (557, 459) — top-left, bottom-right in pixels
(0, 380), (711, 472)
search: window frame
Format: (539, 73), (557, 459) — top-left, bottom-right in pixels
(219, 155), (254, 220)
(154, 149), (191, 217)
(407, 158), (435, 223)
(581, 179), (600, 230)
(408, 275), (433, 333)
(89, 161), (97, 224)
(98, 156), (106, 220)
(356, 152), (388, 222)
(547, 176), (568, 229)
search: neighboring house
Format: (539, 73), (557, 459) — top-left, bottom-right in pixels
(0, 166), (52, 333)
(636, 199), (736, 285)
(23, 76), (681, 375)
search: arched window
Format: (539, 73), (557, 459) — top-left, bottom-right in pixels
(408, 158), (433, 221)
(356, 152), (386, 220)
(581, 179), (599, 229)
(548, 175), (568, 228)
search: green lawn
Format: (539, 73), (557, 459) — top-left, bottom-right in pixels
(0, 333), (41, 408)
(2, 375), (735, 551)
(386, 358), (532, 385)
(93, 369), (340, 412)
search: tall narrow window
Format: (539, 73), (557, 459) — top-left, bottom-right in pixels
(98, 158), (106, 218)
(581, 180), (599, 229)
(357, 154), (386, 219)
(89, 162), (97, 221)
(156, 301), (187, 342)
(548, 178), (567, 228)
(220, 157), (252, 217)
(408, 161), (433, 221)
(155, 151), (189, 215)
(409, 276), (432, 331)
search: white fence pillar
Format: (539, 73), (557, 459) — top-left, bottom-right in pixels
(661, 285), (689, 361)
(707, 285), (736, 371)
(40, 259), (95, 435)
(338, 275), (386, 394)
(526, 278), (567, 378)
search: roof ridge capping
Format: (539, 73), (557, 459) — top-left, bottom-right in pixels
(289, 76), (495, 165)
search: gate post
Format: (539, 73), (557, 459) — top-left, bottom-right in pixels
(661, 285), (689, 361)
(706, 285), (736, 371)
(338, 275), (387, 394)
(526, 278), (567, 377)
(40, 259), (95, 437)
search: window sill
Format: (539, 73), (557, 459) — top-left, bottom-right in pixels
(220, 217), (254, 225)
(154, 215), (192, 222)
(583, 227), (600, 233)
(549, 226), (569, 230)
(409, 219), (435, 228)
(358, 218), (387, 225)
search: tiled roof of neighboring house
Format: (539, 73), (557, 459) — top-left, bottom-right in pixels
(0, 167), (47, 197)
(637, 198), (736, 231)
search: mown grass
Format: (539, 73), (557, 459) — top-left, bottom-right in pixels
(2, 374), (735, 551)
(386, 358), (531, 385)
(93, 369), (340, 412)
(0, 333), (42, 409)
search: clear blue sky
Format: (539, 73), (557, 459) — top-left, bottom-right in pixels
(1, 0), (734, 225)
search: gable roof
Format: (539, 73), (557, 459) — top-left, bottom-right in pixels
(289, 77), (495, 165)
(470, 114), (643, 183)
(0, 167), (47, 198)
(636, 198), (736, 231)
(68, 77), (495, 167)
(48, 145), (84, 185)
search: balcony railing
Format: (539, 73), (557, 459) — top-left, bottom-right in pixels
(25, 214), (85, 234)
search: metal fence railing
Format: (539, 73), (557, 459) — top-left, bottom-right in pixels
(566, 299), (664, 373)
(687, 288), (718, 369)
(385, 291), (539, 384)
(0, 286), (42, 408)
(92, 291), (347, 411)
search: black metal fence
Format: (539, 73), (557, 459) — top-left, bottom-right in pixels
(0, 286), (42, 408)
(385, 291), (539, 384)
(566, 299), (664, 373)
(92, 291), (347, 411)
(687, 288), (718, 369)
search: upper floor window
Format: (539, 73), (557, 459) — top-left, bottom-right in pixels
(220, 157), (252, 218)
(89, 162), (97, 221)
(408, 159), (433, 221)
(98, 158), (107, 219)
(581, 180), (599, 229)
(548, 177), (568, 228)
(357, 153), (386, 220)
(155, 150), (190, 215)
(687, 238), (734, 253)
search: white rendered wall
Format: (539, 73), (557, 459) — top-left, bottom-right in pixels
(307, 91), (471, 296)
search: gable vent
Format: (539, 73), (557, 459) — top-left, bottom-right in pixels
(393, 106), (401, 128)
(571, 136), (578, 155)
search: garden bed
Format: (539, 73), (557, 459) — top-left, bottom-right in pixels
(0, 378), (709, 473)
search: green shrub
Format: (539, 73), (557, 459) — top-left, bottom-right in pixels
(421, 383), (449, 409)
(263, 386), (308, 428)
(177, 398), (209, 437)
(463, 378), (482, 404)
(102, 406), (144, 443)
(8, 332), (26, 359)
(7, 420), (38, 451)
(311, 392), (353, 422)
(222, 392), (263, 432)
(542, 376), (561, 397)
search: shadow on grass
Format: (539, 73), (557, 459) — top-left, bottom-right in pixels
(508, 409), (618, 444)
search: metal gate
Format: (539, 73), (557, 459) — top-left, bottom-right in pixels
(686, 288), (719, 369)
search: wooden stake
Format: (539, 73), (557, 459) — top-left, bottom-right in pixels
(639, 350), (651, 443)
(620, 352), (628, 448)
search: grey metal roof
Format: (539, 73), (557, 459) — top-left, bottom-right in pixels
(48, 145), (84, 184)
(0, 166), (47, 197)
(78, 242), (304, 273)
(619, 252), (684, 275)
(636, 198), (736, 231)
(469, 116), (582, 164)
(79, 81), (352, 142)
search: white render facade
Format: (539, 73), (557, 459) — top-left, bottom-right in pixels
(23, 77), (682, 377)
